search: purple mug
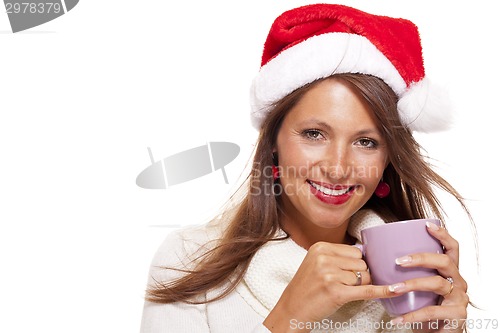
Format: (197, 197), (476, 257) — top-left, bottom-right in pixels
(360, 219), (444, 317)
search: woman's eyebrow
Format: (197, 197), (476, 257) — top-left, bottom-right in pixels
(298, 120), (380, 137)
(354, 129), (380, 136)
(297, 119), (332, 130)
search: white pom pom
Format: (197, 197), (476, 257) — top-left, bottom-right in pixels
(397, 77), (453, 132)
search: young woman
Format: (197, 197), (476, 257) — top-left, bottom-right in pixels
(141, 4), (471, 333)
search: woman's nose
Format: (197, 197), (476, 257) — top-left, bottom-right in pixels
(319, 144), (351, 180)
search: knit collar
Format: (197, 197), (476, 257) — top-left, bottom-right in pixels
(235, 209), (388, 329)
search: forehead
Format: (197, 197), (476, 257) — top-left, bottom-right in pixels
(283, 78), (380, 131)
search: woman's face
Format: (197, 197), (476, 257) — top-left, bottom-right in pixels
(275, 78), (388, 245)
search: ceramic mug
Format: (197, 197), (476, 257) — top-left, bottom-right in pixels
(359, 218), (444, 317)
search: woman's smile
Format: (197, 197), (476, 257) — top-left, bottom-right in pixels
(307, 180), (358, 205)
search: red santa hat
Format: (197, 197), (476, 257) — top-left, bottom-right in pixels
(250, 4), (452, 132)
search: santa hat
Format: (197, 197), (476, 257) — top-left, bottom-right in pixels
(250, 4), (452, 132)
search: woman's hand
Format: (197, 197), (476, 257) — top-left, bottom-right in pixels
(389, 222), (469, 332)
(263, 241), (394, 333)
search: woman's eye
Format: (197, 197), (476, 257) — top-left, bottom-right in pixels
(302, 129), (324, 141)
(357, 138), (378, 148)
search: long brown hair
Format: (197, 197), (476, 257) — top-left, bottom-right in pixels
(145, 74), (472, 304)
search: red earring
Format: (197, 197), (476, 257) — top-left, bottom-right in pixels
(375, 181), (390, 198)
(272, 165), (279, 181)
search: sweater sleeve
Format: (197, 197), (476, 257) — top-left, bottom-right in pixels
(139, 225), (273, 333)
(139, 228), (211, 333)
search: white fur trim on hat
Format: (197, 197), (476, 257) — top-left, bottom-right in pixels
(397, 78), (453, 132)
(250, 32), (452, 132)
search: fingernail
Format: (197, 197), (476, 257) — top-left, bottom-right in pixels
(395, 255), (412, 265)
(388, 282), (406, 293)
(390, 317), (404, 325)
(426, 221), (440, 231)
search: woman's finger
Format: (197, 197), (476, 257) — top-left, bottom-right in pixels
(342, 270), (372, 286)
(394, 252), (466, 288)
(387, 275), (469, 302)
(318, 255), (367, 272)
(391, 304), (467, 327)
(346, 284), (400, 302)
(426, 222), (460, 266)
(308, 241), (363, 259)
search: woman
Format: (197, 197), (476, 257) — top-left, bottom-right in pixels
(141, 4), (471, 333)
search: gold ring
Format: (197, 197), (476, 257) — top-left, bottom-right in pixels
(443, 277), (454, 296)
(352, 271), (362, 286)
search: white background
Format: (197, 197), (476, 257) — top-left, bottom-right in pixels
(0, 0), (498, 332)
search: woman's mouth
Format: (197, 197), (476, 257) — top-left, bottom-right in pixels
(307, 180), (357, 205)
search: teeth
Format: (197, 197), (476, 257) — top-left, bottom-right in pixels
(310, 182), (352, 196)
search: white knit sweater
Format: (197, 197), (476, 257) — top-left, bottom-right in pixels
(140, 210), (412, 333)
